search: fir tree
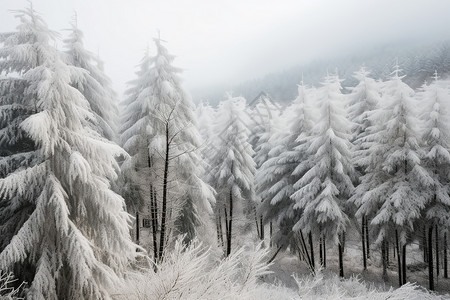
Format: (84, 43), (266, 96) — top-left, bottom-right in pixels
(291, 73), (355, 277)
(208, 95), (255, 256)
(0, 7), (138, 299)
(120, 38), (214, 261)
(351, 64), (430, 285)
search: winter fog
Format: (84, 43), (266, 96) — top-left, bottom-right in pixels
(1, 0), (449, 100)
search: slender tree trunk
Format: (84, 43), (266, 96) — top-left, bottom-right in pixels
(150, 186), (158, 260)
(308, 232), (315, 271)
(319, 235), (323, 267)
(323, 238), (326, 268)
(158, 123), (170, 261)
(436, 224), (440, 277)
(402, 244), (407, 285)
(270, 222), (273, 247)
(339, 234), (344, 277)
(299, 231), (313, 273)
(365, 217), (370, 259)
(148, 154), (158, 260)
(268, 245), (283, 264)
(444, 232), (448, 279)
(395, 230), (402, 286)
(382, 239), (388, 280)
(423, 226), (428, 263)
(362, 217), (367, 270)
(136, 211), (140, 244)
(226, 189), (233, 256)
(254, 207), (260, 239)
(260, 215), (264, 240)
(428, 226), (434, 290)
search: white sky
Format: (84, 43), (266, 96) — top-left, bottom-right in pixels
(1, 0), (450, 99)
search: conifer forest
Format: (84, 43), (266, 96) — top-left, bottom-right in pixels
(0, 2), (450, 299)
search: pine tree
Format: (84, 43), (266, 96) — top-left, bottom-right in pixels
(208, 95), (255, 256)
(256, 82), (315, 261)
(63, 16), (118, 140)
(352, 64), (430, 285)
(347, 66), (381, 270)
(417, 72), (450, 290)
(291, 73), (355, 277)
(120, 38), (214, 261)
(0, 7), (138, 299)
(250, 94), (281, 240)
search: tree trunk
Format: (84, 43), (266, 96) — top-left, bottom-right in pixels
(323, 237), (326, 268)
(362, 217), (367, 270)
(402, 244), (407, 285)
(444, 232), (448, 279)
(254, 207), (260, 239)
(260, 215), (264, 240)
(436, 224), (440, 277)
(136, 211), (140, 244)
(268, 245), (283, 264)
(309, 232), (315, 271)
(150, 186), (158, 260)
(395, 231), (402, 286)
(226, 189), (233, 256)
(319, 235), (323, 267)
(158, 123), (170, 261)
(423, 226), (428, 263)
(382, 239), (388, 280)
(148, 154), (158, 261)
(299, 231), (313, 274)
(270, 222), (273, 247)
(428, 226), (434, 290)
(365, 217), (370, 259)
(339, 235), (344, 277)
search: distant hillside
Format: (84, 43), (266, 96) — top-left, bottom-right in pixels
(194, 40), (450, 106)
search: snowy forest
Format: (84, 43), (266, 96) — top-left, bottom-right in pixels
(1, 4), (450, 300)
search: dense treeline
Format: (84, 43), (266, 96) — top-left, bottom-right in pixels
(0, 4), (449, 299)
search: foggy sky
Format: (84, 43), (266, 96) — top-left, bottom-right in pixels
(1, 0), (450, 100)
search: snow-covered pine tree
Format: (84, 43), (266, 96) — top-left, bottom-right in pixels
(249, 94), (281, 240)
(120, 37), (215, 261)
(417, 72), (450, 289)
(63, 16), (118, 140)
(347, 66), (381, 270)
(351, 64), (430, 285)
(208, 95), (255, 256)
(0, 7), (139, 299)
(256, 82), (316, 264)
(291, 73), (355, 277)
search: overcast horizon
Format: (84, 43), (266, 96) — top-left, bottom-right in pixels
(1, 0), (450, 101)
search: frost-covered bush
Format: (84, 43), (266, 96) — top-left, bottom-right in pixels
(0, 271), (25, 299)
(112, 239), (272, 300)
(293, 270), (439, 300)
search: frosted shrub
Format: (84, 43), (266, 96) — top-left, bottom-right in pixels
(0, 271), (25, 299)
(293, 271), (438, 300)
(112, 240), (272, 300)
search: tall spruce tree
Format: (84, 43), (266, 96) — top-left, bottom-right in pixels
(417, 73), (450, 290)
(351, 64), (430, 285)
(208, 95), (255, 256)
(120, 38), (214, 261)
(291, 73), (355, 277)
(0, 7), (138, 299)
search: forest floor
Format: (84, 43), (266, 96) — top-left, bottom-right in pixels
(262, 228), (450, 296)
